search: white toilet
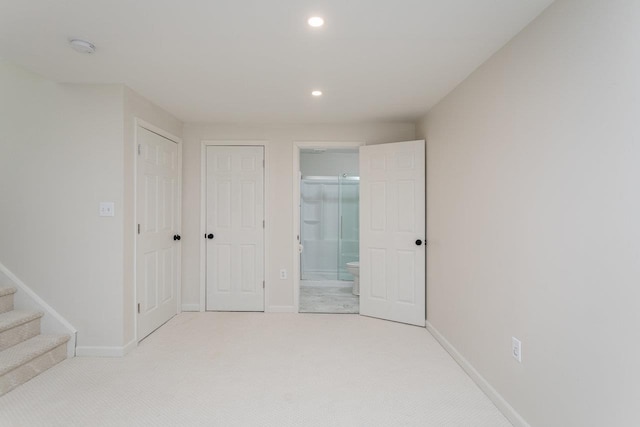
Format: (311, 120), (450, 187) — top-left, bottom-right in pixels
(346, 261), (360, 296)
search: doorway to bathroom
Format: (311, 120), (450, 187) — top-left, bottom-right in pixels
(292, 142), (364, 314)
(294, 139), (426, 325)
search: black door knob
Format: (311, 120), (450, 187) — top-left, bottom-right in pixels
(415, 239), (423, 246)
(207, 233), (214, 239)
(173, 234), (181, 241)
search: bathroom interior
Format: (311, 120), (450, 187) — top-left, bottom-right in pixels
(298, 148), (360, 314)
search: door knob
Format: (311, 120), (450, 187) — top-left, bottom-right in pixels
(206, 233), (214, 239)
(173, 234), (181, 241)
(415, 239), (423, 246)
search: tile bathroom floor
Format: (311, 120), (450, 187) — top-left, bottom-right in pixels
(299, 280), (359, 314)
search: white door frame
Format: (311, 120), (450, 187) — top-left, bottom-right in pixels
(200, 140), (269, 312)
(292, 141), (365, 312)
(133, 118), (183, 342)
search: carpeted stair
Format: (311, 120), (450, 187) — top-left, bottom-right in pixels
(0, 286), (69, 396)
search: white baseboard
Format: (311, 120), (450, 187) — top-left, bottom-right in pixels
(426, 321), (529, 427)
(266, 305), (296, 313)
(181, 303), (201, 312)
(76, 340), (135, 358)
(0, 262), (77, 358)
(122, 338), (137, 355)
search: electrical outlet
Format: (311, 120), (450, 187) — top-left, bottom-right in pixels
(279, 269), (287, 279)
(512, 337), (522, 363)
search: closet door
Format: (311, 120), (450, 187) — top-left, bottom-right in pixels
(136, 126), (181, 340)
(205, 146), (265, 311)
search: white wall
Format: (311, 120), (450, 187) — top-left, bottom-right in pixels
(300, 151), (359, 177)
(181, 123), (415, 310)
(418, 0), (640, 425)
(0, 61), (125, 349)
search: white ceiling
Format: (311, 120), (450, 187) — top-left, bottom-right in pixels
(0, 0), (553, 124)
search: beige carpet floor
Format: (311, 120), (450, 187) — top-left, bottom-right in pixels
(0, 313), (511, 426)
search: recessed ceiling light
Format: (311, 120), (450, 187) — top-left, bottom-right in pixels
(69, 39), (96, 54)
(311, 90), (323, 97)
(308, 17), (324, 27)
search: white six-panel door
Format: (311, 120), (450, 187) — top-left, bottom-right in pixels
(136, 126), (180, 340)
(206, 146), (265, 311)
(359, 140), (425, 326)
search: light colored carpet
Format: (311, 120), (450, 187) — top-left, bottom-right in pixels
(299, 281), (359, 314)
(0, 313), (511, 427)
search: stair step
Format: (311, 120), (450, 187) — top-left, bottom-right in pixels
(0, 334), (69, 396)
(0, 310), (44, 351)
(0, 287), (17, 314)
(0, 287), (16, 298)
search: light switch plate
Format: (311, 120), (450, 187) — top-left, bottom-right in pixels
(512, 337), (522, 363)
(99, 202), (115, 217)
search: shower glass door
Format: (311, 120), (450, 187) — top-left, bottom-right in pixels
(338, 176), (359, 280)
(300, 177), (338, 280)
(300, 175), (359, 281)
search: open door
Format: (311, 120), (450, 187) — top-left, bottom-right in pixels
(359, 140), (425, 326)
(136, 126), (181, 340)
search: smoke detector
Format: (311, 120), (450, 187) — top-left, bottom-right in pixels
(69, 39), (96, 54)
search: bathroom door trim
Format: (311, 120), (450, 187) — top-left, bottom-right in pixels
(200, 140), (270, 312)
(292, 141), (365, 313)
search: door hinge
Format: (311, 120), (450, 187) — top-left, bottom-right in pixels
(137, 224), (140, 234)
(137, 303), (141, 314)
(262, 159), (265, 168)
(263, 220), (265, 228)
(263, 280), (265, 289)
(137, 144), (141, 155)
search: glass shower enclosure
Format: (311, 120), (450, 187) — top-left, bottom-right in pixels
(300, 175), (359, 281)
